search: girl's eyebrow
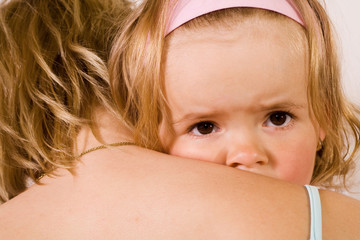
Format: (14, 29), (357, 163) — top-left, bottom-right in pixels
(172, 102), (306, 125)
(172, 112), (220, 125)
(257, 102), (306, 111)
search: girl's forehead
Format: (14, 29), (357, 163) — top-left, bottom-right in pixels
(164, 14), (309, 93)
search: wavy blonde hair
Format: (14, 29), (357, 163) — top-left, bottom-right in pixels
(109, 0), (360, 189)
(0, 0), (132, 203)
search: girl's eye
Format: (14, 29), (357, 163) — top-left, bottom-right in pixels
(190, 121), (217, 135)
(265, 111), (292, 127)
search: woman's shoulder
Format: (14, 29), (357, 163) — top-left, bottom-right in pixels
(0, 147), (295, 239)
(320, 188), (360, 239)
(0, 147), (214, 239)
(0, 147), (359, 239)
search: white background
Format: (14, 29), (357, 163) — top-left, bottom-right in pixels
(324, 0), (360, 199)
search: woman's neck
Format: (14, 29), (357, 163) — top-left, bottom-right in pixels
(76, 107), (134, 155)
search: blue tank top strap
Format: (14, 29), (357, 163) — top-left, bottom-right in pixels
(305, 185), (322, 240)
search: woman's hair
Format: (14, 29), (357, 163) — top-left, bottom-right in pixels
(109, 0), (360, 189)
(0, 0), (132, 203)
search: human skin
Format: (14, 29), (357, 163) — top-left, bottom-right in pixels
(161, 16), (325, 185)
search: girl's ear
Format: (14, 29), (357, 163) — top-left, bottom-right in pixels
(319, 127), (326, 141)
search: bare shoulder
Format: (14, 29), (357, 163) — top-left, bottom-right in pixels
(321, 189), (360, 239)
(0, 167), (91, 240)
(0, 147), (360, 239)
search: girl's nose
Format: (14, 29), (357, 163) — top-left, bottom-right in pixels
(225, 138), (268, 168)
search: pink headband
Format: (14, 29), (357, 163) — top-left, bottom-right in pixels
(165, 0), (305, 35)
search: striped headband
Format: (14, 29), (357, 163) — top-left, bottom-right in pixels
(165, 0), (305, 35)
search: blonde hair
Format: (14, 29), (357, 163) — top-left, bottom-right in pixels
(110, 0), (360, 189)
(109, 0), (170, 151)
(0, 0), (132, 203)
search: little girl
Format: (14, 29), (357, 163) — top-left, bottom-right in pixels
(110, 0), (360, 189)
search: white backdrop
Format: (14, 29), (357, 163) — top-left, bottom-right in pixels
(325, 0), (360, 199)
(326, 1), (360, 105)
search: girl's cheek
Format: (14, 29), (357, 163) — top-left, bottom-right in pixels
(278, 145), (316, 185)
(168, 138), (192, 156)
(169, 140), (217, 163)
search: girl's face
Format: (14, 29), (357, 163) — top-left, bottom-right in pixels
(161, 17), (325, 185)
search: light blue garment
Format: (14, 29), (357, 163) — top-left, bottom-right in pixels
(305, 185), (322, 240)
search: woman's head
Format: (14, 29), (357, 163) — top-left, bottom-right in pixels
(0, 0), (132, 202)
(110, 0), (360, 187)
